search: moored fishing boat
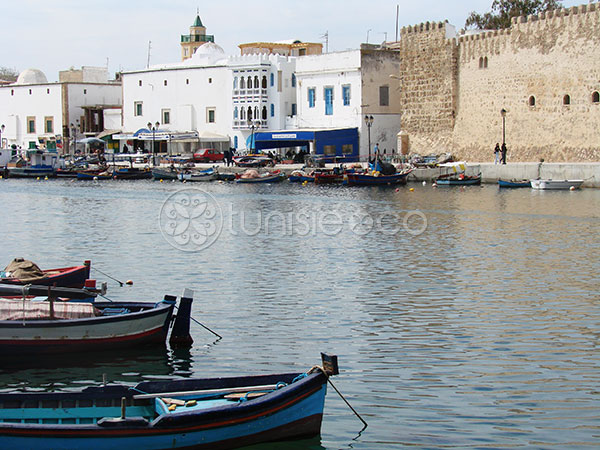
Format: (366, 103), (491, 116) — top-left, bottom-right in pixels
(6, 150), (59, 178)
(530, 178), (583, 190)
(113, 166), (153, 180)
(178, 168), (216, 182)
(0, 354), (339, 449)
(76, 168), (113, 180)
(235, 169), (285, 183)
(1, 259), (91, 288)
(345, 169), (413, 186)
(288, 170), (315, 183)
(498, 179), (531, 188)
(435, 173), (481, 186)
(0, 284), (193, 358)
(152, 166), (180, 180)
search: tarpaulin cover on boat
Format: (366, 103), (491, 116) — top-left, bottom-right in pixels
(0, 299), (98, 320)
(2, 258), (47, 282)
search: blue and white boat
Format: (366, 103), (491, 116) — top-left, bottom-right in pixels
(6, 150), (59, 178)
(0, 353), (339, 450)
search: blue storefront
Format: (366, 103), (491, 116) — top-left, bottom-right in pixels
(253, 128), (359, 162)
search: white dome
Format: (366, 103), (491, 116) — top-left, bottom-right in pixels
(15, 68), (48, 85)
(194, 42), (225, 56)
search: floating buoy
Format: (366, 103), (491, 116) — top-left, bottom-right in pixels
(44, 176), (48, 180)
(125, 280), (133, 285)
(570, 186), (575, 191)
(409, 187), (415, 192)
(36, 177), (40, 180)
(422, 181), (426, 186)
(160, 179), (163, 183)
(432, 183), (437, 187)
(395, 188), (400, 192)
(93, 176), (98, 180)
(302, 180), (308, 186)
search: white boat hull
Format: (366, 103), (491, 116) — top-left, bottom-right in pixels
(530, 179), (583, 190)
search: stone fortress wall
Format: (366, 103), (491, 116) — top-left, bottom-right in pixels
(397, 2), (600, 162)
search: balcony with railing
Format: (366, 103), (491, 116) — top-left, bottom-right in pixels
(181, 34), (215, 43)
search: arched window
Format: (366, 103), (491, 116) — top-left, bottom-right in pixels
(484, 57), (488, 68)
(291, 74), (296, 87)
(240, 107), (246, 120)
(529, 96), (536, 107)
(270, 104), (275, 117)
(592, 91), (599, 103)
(233, 77), (238, 89)
(262, 76), (267, 89)
(247, 76), (253, 89)
(262, 106), (267, 120)
(234, 107), (238, 119)
(270, 73), (274, 87)
(254, 106), (259, 119)
(247, 107), (253, 120)
(254, 76), (259, 88)
(563, 94), (570, 105)
(240, 77), (245, 89)
(479, 57), (484, 69)
(234, 136), (238, 148)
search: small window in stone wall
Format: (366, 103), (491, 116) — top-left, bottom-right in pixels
(563, 95), (570, 105)
(484, 57), (488, 68)
(593, 91), (600, 103)
(528, 96), (536, 107)
(479, 57), (483, 69)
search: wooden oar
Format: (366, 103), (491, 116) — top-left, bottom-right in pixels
(0, 283), (97, 300)
(132, 384), (279, 400)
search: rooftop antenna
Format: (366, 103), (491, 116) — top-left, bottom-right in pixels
(320, 31), (329, 53)
(395, 5), (399, 42)
(147, 41), (152, 68)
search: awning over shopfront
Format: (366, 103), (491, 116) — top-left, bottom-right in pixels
(253, 127), (359, 161)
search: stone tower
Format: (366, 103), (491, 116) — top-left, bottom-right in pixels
(181, 12), (215, 61)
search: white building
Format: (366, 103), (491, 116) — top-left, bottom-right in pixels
(293, 46), (402, 160)
(119, 43), (297, 155)
(0, 67), (121, 153)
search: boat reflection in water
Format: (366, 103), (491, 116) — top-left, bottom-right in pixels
(0, 346), (193, 393)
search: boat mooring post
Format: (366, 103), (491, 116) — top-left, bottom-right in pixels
(169, 289), (194, 347)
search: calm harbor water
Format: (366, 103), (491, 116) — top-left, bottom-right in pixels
(0, 178), (599, 449)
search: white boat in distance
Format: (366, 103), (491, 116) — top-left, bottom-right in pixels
(530, 179), (584, 190)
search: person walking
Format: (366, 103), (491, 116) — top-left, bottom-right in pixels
(494, 143), (500, 164)
(501, 143), (507, 165)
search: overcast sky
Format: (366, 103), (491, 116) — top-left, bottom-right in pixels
(3, 0), (584, 81)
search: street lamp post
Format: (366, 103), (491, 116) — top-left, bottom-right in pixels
(364, 115), (374, 162)
(70, 121), (79, 155)
(0, 124), (5, 149)
(147, 121), (160, 165)
(247, 118), (260, 153)
(500, 108), (506, 146)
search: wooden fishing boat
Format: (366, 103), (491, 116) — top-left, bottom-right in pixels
(76, 169), (113, 180)
(0, 284), (192, 357)
(345, 169), (412, 186)
(152, 167), (180, 180)
(0, 353), (339, 449)
(530, 178), (583, 190)
(288, 170), (315, 183)
(435, 174), (481, 186)
(113, 167), (153, 180)
(178, 168), (216, 182)
(313, 170), (344, 184)
(498, 179), (531, 188)
(235, 170), (285, 183)
(1, 259), (91, 288)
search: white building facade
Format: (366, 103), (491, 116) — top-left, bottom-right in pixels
(119, 44), (297, 155)
(0, 67), (121, 153)
(294, 47), (402, 160)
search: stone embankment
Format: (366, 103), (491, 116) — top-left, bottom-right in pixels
(190, 161), (599, 187)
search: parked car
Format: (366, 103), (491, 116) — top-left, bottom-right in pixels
(193, 148), (224, 163)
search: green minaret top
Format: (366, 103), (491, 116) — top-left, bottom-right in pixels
(192, 14), (203, 27)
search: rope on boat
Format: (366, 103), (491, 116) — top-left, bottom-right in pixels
(308, 365), (368, 429)
(173, 304), (222, 340)
(91, 267), (125, 287)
